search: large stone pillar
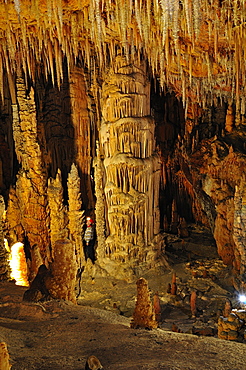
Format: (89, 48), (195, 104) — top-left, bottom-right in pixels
(6, 77), (50, 278)
(69, 66), (95, 212)
(95, 54), (163, 278)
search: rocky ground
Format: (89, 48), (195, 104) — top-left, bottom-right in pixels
(0, 225), (246, 369)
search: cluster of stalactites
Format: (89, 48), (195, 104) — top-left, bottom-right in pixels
(0, 1), (246, 110)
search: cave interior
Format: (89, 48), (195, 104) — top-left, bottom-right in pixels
(0, 0), (245, 346)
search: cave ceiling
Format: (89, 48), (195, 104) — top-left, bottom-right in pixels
(0, 0), (245, 110)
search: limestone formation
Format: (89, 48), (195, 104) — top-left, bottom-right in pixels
(47, 169), (69, 255)
(5, 77), (50, 278)
(153, 292), (161, 324)
(0, 195), (9, 281)
(218, 310), (246, 342)
(190, 291), (197, 318)
(96, 54), (162, 276)
(16, 79), (50, 259)
(85, 355), (103, 370)
(45, 239), (77, 304)
(9, 242), (29, 287)
(131, 277), (158, 330)
(0, 342), (11, 370)
(69, 66), (95, 211)
(0, 1), (246, 289)
(93, 143), (106, 259)
(67, 163), (85, 269)
(23, 264), (50, 302)
(171, 272), (177, 295)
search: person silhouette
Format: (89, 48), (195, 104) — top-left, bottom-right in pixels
(83, 217), (95, 262)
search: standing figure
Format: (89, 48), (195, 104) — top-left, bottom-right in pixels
(83, 217), (95, 262)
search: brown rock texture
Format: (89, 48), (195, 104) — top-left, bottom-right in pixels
(45, 239), (77, 304)
(131, 277), (158, 330)
(67, 163), (85, 270)
(0, 342), (11, 370)
(96, 54), (162, 277)
(218, 310), (246, 342)
(0, 0), (246, 291)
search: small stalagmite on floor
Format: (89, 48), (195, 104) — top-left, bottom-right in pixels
(0, 342), (11, 370)
(85, 355), (103, 370)
(131, 277), (158, 329)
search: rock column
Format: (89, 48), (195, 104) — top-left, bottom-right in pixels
(96, 54), (162, 277)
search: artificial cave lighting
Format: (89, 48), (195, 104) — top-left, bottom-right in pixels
(9, 242), (29, 287)
(239, 294), (246, 307)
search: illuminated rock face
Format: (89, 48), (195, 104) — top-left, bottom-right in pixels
(45, 239), (77, 304)
(0, 1), (246, 291)
(10, 242), (29, 287)
(0, 342), (11, 370)
(96, 55), (162, 275)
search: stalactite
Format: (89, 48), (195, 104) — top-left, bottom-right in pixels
(48, 40), (55, 86)
(183, 0), (192, 37)
(0, 0), (245, 111)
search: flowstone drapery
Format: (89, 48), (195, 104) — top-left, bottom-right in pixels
(95, 55), (163, 277)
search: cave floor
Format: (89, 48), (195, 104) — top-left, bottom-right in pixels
(0, 225), (245, 369)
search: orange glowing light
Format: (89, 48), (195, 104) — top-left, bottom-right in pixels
(9, 242), (29, 287)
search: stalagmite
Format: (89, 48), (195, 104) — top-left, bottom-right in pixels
(96, 54), (162, 276)
(45, 239), (77, 304)
(131, 277), (158, 329)
(0, 196), (9, 280)
(9, 77), (50, 274)
(0, 342), (11, 370)
(47, 169), (68, 255)
(233, 178), (246, 274)
(93, 143), (106, 258)
(225, 105), (234, 133)
(67, 163), (85, 269)
(69, 66), (95, 210)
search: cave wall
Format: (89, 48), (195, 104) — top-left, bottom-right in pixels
(1, 62), (94, 294)
(0, 55), (245, 294)
(156, 96), (246, 275)
(0, 1), (245, 297)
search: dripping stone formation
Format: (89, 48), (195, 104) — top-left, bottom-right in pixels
(0, 1), (246, 367)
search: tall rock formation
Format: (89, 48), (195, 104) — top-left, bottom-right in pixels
(95, 55), (163, 278)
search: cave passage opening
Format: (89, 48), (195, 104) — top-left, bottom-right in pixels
(150, 81), (218, 264)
